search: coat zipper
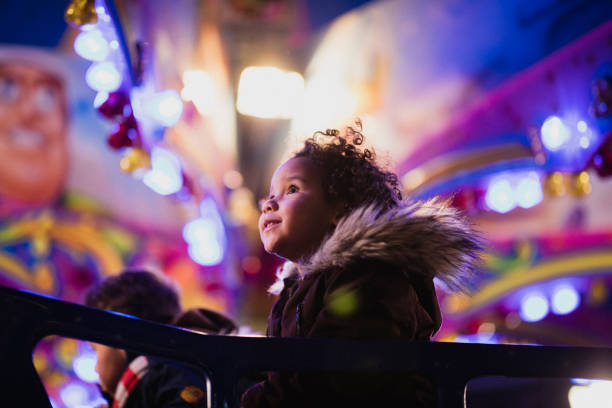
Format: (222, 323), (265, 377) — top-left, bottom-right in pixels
(296, 302), (303, 337)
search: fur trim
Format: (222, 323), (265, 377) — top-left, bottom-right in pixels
(268, 261), (299, 295)
(269, 198), (483, 295)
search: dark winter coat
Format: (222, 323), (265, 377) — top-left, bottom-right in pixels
(241, 199), (481, 408)
(105, 308), (237, 408)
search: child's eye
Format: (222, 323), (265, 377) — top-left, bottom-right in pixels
(287, 185), (299, 194)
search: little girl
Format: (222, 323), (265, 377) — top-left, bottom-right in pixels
(241, 122), (481, 407)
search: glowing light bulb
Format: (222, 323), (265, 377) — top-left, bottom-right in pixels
(236, 66), (304, 119)
(142, 147), (183, 195)
(188, 241), (224, 266)
(569, 381), (612, 408)
(149, 89), (183, 127)
(551, 284), (580, 315)
(85, 62), (122, 92)
(183, 198), (226, 266)
(59, 382), (89, 407)
(74, 29), (109, 61)
(541, 116), (570, 151)
(485, 177), (517, 213)
(183, 218), (217, 244)
(519, 291), (549, 322)
(182, 70), (215, 115)
(516, 172), (543, 209)
(73, 352), (99, 383)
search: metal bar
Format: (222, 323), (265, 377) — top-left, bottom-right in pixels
(2, 285), (612, 407)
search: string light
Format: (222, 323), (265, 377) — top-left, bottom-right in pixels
(85, 62), (122, 92)
(74, 29), (109, 62)
(142, 147), (183, 195)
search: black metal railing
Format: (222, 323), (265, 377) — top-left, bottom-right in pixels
(2, 285), (612, 407)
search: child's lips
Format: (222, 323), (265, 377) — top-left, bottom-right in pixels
(263, 219), (281, 232)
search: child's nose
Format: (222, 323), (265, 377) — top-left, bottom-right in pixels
(262, 198), (279, 212)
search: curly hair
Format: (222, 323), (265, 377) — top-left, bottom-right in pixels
(294, 120), (402, 216)
(84, 270), (181, 324)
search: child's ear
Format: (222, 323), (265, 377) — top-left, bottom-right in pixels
(331, 204), (345, 226)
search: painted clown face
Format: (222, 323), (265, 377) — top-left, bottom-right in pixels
(0, 62), (68, 205)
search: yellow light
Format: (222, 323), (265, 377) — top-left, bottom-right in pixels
(236, 66), (304, 119)
(402, 169), (427, 192)
(181, 70), (216, 116)
(223, 170), (243, 189)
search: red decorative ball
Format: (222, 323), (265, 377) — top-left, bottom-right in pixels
(107, 115), (141, 150)
(97, 91), (131, 119)
(107, 123), (133, 150)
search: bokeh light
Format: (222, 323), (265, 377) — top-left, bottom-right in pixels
(142, 147), (183, 195)
(541, 116), (571, 151)
(74, 29), (109, 62)
(519, 291), (549, 322)
(569, 381), (612, 408)
(516, 172), (543, 209)
(72, 352), (99, 383)
(551, 284), (580, 315)
(236, 66), (304, 119)
(85, 62), (122, 93)
(485, 177), (516, 213)
(59, 382), (89, 407)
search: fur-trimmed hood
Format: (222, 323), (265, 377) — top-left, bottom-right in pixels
(269, 198), (482, 295)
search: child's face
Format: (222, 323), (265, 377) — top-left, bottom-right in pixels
(90, 342), (128, 395)
(259, 157), (338, 262)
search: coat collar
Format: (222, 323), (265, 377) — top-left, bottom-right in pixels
(268, 198), (483, 295)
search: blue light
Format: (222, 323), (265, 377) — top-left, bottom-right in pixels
(142, 147), (183, 195)
(571, 378), (594, 385)
(59, 382), (89, 407)
(199, 198), (226, 236)
(183, 218), (216, 244)
(74, 29), (109, 62)
(519, 292), (549, 322)
(150, 90), (183, 127)
(485, 177), (516, 213)
(551, 284), (580, 315)
(188, 242), (224, 266)
(540, 116), (570, 151)
(594, 154), (603, 168)
(72, 352), (99, 383)
(577, 120), (588, 133)
(598, 101), (608, 115)
(183, 198), (227, 266)
(516, 172), (543, 209)
(85, 62), (122, 92)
